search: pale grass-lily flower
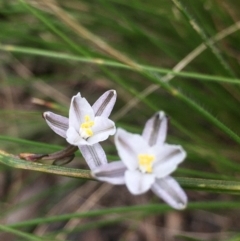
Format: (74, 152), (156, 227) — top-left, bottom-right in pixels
(92, 112), (188, 210)
(43, 90), (116, 169)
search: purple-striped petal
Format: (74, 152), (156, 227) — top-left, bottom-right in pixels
(43, 112), (69, 138)
(151, 176), (187, 210)
(92, 90), (117, 117)
(152, 144), (186, 178)
(79, 143), (107, 170)
(142, 111), (167, 146)
(92, 161), (126, 184)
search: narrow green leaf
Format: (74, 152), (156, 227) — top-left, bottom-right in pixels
(0, 224), (43, 241)
(8, 202), (240, 229)
(1, 44), (240, 84)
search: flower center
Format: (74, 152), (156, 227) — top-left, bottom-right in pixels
(138, 154), (155, 173)
(80, 115), (94, 138)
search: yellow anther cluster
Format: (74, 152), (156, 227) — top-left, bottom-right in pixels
(80, 115), (94, 137)
(138, 154), (155, 173)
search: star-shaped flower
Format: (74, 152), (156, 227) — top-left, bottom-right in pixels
(92, 112), (187, 209)
(43, 90), (116, 169)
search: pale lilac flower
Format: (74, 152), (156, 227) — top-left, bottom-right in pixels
(43, 90), (116, 169)
(92, 112), (188, 210)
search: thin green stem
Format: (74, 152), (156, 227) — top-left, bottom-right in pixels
(8, 201), (240, 229)
(19, 0), (89, 56)
(1, 44), (240, 84)
(1, 150), (240, 194)
(0, 224), (43, 241)
(171, 0), (236, 78)
(177, 177), (240, 194)
(0, 135), (61, 150)
(0, 150), (92, 179)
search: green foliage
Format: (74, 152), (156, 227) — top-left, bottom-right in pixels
(0, 0), (240, 239)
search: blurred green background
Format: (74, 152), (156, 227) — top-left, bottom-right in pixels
(1, 0), (240, 240)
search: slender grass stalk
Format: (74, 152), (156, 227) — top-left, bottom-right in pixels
(0, 150), (92, 179)
(8, 201), (240, 229)
(48, 217), (122, 237)
(114, 19), (240, 119)
(0, 135), (61, 150)
(0, 224), (44, 241)
(1, 150), (240, 194)
(171, 0), (236, 78)
(1, 44), (240, 84)
(177, 177), (240, 194)
(19, 0), (89, 56)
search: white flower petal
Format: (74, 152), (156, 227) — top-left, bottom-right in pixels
(92, 90), (117, 117)
(153, 144), (186, 178)
(43, 112), (69, 138)
(115, 128), (150, 170)
(69, 93), (94, 130)
(86, 117), (116, 145)
(66, 127), (88, 146)
(92, 161), (126, 184)
(142, 111), (167, 146)
(151, 176), (187, 210)
(79, 143), (108, 170)
(125, 170), (155, 195)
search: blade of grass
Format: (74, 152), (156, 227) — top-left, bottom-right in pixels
(0, 224), (45, 241)
(177, 177), (240, 194)
(0, 150), (91, 179)
(1, 44), (240, 84)
(8, 201), (240, 229)
(33, 0), (139, 68)
(171, 0), (236, 78)
(0, 135), (61, 151)
(19, 0), (89, 57)
(1, 149), (240, 194)
(114, 19), (240, 119)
